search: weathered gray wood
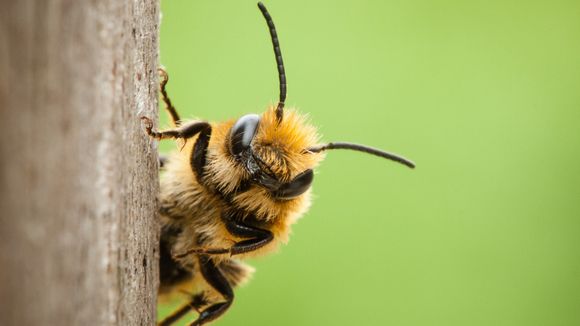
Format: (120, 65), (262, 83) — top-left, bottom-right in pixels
(0, 1), (160, 325)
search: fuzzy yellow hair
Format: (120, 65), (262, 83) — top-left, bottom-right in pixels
(253, 107), (324, 181)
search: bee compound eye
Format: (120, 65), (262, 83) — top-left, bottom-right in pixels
(274, 169), (314, 200)
(229, 114), (261, 158)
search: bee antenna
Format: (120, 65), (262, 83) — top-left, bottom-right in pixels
(308, 142), (416, 169)
(258, 2), (286, 124)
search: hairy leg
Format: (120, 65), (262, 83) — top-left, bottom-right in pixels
(158, 68), (181, 126)
(141, 117), (210, 141)
(188, 256), (234, 326)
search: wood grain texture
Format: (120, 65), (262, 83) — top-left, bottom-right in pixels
(0, 1), (160, 325)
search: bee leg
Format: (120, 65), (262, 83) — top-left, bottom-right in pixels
(191, 125), (212, 185)
(223, 216), (274, 255)
(189, 255), (234, 326)
(141, 117), (210, 141)
(174, 214), (273, 258)
(158, 293), (209, 326)
(158, 68), (181, 126)
(158, 304), (193, 326)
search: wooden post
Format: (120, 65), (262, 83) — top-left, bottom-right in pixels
(0, 1), (160, 325)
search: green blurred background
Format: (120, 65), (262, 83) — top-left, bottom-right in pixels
(158, 0), (580, 325)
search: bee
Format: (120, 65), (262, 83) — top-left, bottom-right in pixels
(142, 2), (415, 325)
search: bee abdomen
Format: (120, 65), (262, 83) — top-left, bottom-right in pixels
(159, 225), (194, 291)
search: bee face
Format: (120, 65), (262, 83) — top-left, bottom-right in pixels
(228, 108), (323, 200)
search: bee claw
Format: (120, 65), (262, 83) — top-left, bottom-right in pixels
(158, 67), (169, 83)
(140, 116), (154, 133)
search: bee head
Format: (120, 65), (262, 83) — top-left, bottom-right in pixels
(220, 2), (415, 201)
(228, 107), (324, 200)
